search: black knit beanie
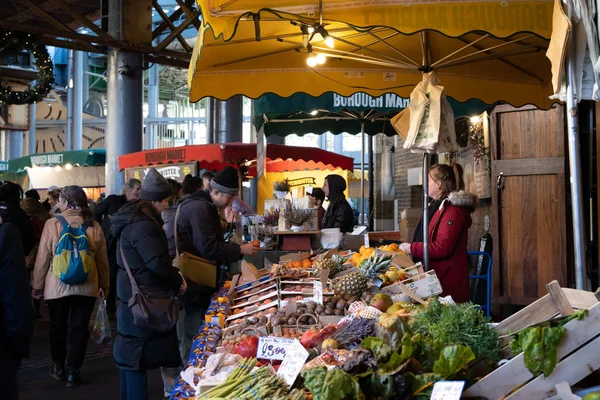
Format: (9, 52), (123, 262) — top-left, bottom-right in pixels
(140, 168), (172, 201)
(210, 166), (239, 196)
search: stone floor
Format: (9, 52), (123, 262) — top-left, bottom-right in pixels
(18, 302), (166, 400)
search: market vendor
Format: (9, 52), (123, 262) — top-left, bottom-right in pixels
(322, 175), (354, 233)
(308, 188), (326, 229)
(399, 163), (475, 303)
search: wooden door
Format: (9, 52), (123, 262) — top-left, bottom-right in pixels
(491, 104), (567, 306)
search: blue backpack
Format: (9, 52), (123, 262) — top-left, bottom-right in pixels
(52, 215), (94, 285)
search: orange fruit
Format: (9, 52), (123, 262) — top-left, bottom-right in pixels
(302, 259), (312, 268)
(291, 260), (302, 268)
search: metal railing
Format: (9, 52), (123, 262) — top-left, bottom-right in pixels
(35, 116), (251, 150)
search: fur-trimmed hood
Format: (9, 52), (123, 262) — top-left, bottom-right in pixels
(447, 190), (477, 211)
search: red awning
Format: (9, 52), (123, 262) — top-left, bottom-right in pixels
(118, 143), (354, 173)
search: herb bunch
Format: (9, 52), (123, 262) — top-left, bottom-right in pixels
(410, 298), (501, 362)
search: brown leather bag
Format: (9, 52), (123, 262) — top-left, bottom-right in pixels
(172, 203), (217, 288)
(119, 246), (180, 333)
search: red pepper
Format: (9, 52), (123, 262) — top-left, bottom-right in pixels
(232, 335), (259, 358)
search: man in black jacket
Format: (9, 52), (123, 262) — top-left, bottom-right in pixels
(93, 178), (141, 316)
(322, 174), (355, 234)
(166, 166), (258, 364)
(0, 217), (34, 400)
(0, 181), (36, 256)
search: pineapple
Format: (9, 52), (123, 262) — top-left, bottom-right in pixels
(312, 254), (347, 278)
(333, 253), (392, 297)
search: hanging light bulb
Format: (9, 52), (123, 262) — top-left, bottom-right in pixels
(308, 26), (315, 34)
(315, 53), (326, 65)
(324, 36), (335, 48)
(306, 55), (318, 67)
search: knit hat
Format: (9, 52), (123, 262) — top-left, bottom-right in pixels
(140, 168), (172, 201)
(210, 166), (239, 196)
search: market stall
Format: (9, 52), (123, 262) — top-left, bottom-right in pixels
(7, 149), (106, 199)
(170, 249), (600, 400)
(117, 142), (355, 214)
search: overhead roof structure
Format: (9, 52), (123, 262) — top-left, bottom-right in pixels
(0, 0), (197, 68)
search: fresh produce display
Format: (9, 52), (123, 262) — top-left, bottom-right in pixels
(333, 253), (393, 297)
(312, 254), (348, 278)
(199, 357), (305, 399)
(169, 249), (595, 400)
(350, 244), (404, 267)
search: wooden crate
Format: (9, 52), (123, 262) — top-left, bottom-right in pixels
(464, 281), (600, 400)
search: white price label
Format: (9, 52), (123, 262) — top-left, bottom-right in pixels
(364, 233), (370, 248)
(430, 381), (465, 400)
(277, 339), (309, 387)
(256, 336), (296, 361)
(313, 281), (323, 305)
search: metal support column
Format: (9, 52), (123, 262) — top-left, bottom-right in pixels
(7, 130), (23, 159)
(368, 134), (374, 231)
(565, 0), (587, 290)
(105, 0), (146, 195)
(28, 103), (36, 155)
(65, 49), (73, 151)
(225, 95), (243, 143)
(73, 51), (84, 150)
(82, 51), (89, 107)
(147, 63), (159, 149)
(422, 154), (430, 270)
(360, 119), (365, 226)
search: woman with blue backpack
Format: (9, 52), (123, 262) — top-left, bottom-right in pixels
(32, 185), (109, 388)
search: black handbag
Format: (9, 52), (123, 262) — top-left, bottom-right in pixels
(120, 246), (180, 333)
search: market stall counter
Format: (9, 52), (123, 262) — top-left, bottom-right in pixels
(169, 246), (600, 400)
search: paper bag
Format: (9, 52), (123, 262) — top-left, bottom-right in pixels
(391, 107), (411, 140)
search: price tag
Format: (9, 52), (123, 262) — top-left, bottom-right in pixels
(430, 381), (465, 400)
(364, 233), (370, 248)
(277, 339), (309, 387)
(313, 281), (323, 305)
(256, 336), (296, 361)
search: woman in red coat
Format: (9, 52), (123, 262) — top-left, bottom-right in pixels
(400, 164), (476, 303)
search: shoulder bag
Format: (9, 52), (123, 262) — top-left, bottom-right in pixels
(119, 245), (180, 333)
(172, 203), (217, 288)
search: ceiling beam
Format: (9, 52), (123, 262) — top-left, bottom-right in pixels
(19, 0), (100, 53)
(146, 55), (190, 69)
(153, 0), (192, 53)
(175, 0), (201, 30)
(0, 19), (191, 66)
(49, 0), (113, 41)
(41, 36), (104, 54)
(155, 10), (200, 52)
(152, 0), (198, 40)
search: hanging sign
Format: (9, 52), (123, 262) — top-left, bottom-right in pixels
(0, 161), (8, 172)
(125, 162), (196, 182)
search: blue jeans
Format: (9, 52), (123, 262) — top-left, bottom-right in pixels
(120, 369), (148, 400)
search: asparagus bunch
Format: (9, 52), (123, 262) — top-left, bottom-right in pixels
(199, 358), (297, 400)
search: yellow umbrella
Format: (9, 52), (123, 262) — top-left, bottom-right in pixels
(189, 0), (560, 108)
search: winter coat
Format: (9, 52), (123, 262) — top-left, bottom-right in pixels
(322, 195), (354, 233)
(32, 209), (110, 300)
(0, 201), (36, 256)
(0, 220), (34, 363)
(322, 175), (355, 233)
(410, 191), (477, 303)
(166, 189), (241, 265)
(165, 190), (242, 310)
(110, 201), (183, 371)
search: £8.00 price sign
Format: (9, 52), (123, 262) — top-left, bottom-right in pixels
(257, 336), (296, 361)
